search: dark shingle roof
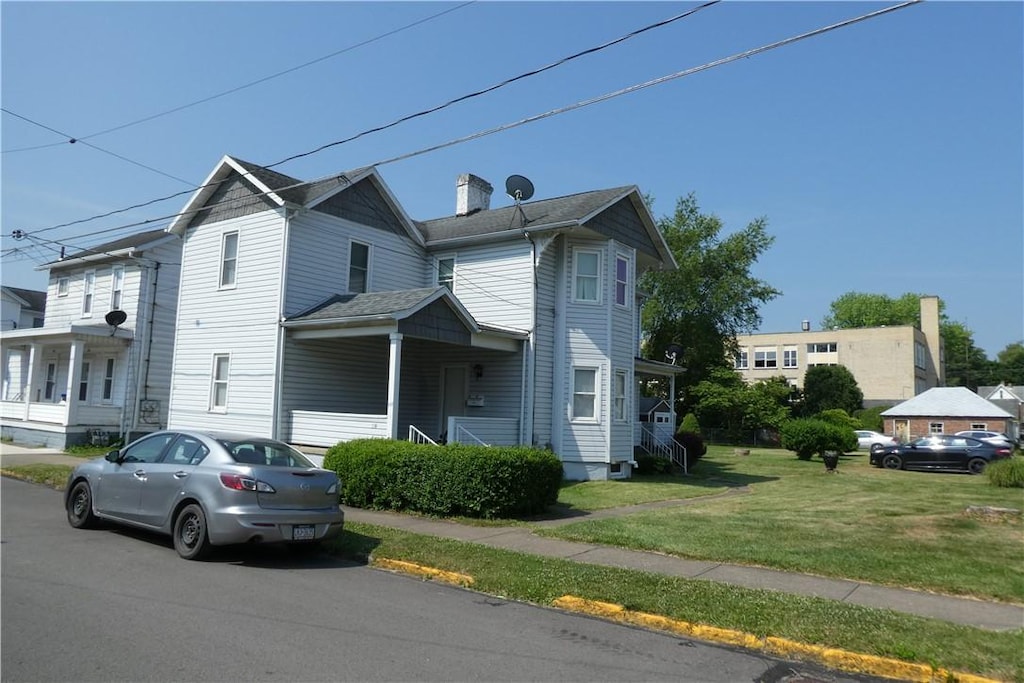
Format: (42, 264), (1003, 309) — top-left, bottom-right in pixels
(287, 288), (443, 322)
(3, 286), (47, 311)
(231, 157), (371, 207)
(58, 228), (172, 263)
(417, 186), (633, 242)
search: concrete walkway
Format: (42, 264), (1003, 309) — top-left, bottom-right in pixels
(3, 441), (1021, 632)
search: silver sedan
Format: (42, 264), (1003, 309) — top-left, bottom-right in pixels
(65, 430), (344, 559)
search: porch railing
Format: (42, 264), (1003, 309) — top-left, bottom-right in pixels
(408, 425), (438, 445)
(455, 424), (489, 446)
(638, 424), (688, 475)
(446, 416), (519, 446)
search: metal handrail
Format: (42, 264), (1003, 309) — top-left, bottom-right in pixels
(455, 424), (489, 447)
(408, 425), (438, 445)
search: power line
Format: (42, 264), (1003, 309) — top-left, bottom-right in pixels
(1, 108), (194, 185)
(4, 0), (921, 249)
(0, 2), (478, 155)
(4, 2), (720, 240)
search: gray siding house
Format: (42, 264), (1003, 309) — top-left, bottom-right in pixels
(165, 155), (680, 480)
(0, 230), (182, 447)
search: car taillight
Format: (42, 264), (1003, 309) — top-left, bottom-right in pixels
(995, 448), (1011, 456)
(219, 473), (276, 493)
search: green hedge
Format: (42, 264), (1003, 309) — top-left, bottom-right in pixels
(323, 439), (563, 518)
(780, 418), (858, 460)
(986, 457), (1024, 488)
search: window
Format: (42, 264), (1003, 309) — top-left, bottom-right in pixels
(734, 349), (748, 370)
(102, 358), (115, 401)
(44, 363), (56, 400)
(572, 249), (600, 303)
(82, 271), (96, 316)
(437, 256), (455, 292)
(614, 255), (629, 306)
(349, 241), (370, 293)
(121, 433), (176, 464)
(57, 277), (70, 297)
(613, 370), (628, 421)
(110, 266), (124, 310)
(914, 342), (927, 370)
(163, 434), (209, 466)
(210, 354), (230, 411)
(78, 361), (90, 402)
(808, 342), (837, 353)
(929, 422), (943, 434)
(754, 348), (777, 369)
(571, 367), (598, 420)
(970, 423), (987, 430)
(783, 346), (798, 368)
(220, 232), (239, 288)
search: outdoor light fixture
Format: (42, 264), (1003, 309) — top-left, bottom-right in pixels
(473, 364), (484, 379)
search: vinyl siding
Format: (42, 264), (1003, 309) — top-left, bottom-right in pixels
(609, 245), (637, 461)
(435, 240), (533, 330)
(531, 239), (557, 449)
(168, 211), (285, 435)
(44, 262), (145, 329)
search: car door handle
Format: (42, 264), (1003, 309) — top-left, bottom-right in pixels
(133, 470), (147, 480)
(173, 471), (190, 479)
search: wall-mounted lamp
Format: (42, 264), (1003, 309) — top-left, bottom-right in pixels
(473, 364), (484, 379)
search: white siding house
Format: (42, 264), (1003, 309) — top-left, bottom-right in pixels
(163, 157), (680, 480)
(0, 230), (182, 448)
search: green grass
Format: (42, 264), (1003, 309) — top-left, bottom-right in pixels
(555, 474), (729, 511)
(1, 464), (73, 489)
(542, 447), (1024, 603)
(330, 523), (1024, 682)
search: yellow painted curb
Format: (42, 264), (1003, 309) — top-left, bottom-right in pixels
(552, 596), (1000, 683)
(372, 557), (474, 587)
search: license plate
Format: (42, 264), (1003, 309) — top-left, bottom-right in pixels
(292, 525), (316, 540)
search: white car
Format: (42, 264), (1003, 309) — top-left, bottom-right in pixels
(855, 430), (897, 452)
(955, 430), (1016, 450)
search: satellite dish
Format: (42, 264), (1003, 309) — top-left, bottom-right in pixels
(665, 344), (684, 364)
(505, 175), (535, 202)
(105, 310), (127, 336)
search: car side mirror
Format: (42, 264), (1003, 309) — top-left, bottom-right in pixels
(105, 451), (122, 464)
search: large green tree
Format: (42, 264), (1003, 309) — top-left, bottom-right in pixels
(994, 342), (1024, 386)
(690, 369), (793, 437)
(640, 193), (780, 412)
(801, 365), (863, 415)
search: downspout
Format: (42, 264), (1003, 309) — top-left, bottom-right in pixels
(272, 207), (294, 441)
(131, 261), (160, 435)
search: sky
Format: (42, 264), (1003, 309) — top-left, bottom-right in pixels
(2, 1), (1021, 358)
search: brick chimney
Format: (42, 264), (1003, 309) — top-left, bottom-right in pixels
(456, 174), (493, 216)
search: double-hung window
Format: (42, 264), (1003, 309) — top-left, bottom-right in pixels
(78, 361), (91, 402)
(572, 249), (600, 303)
(614, 255), (630, 307)
(102, 359), (115, 401)
(220, 232), (239, 288)
(82, 271), (96, 316)
(210, 354), (230, 411)
(571, 367), (599, 421)
(57, 277), (70, 297)
(754, 347), (777, 369)
(735, 349), (749, 370)
(783, 346), (798, 368)
(349, 241), (370, 293)
(437, 256), (455, 292)
(613, 370), (628, 421)
(44, 363), (57, 400)
(110, 266), (124, 310)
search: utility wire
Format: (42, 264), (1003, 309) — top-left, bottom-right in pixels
(1, 1), (478, 154)
(4, 0), (921, 248)
(1, 108), (194, 185)
(4, 2), (719, 239)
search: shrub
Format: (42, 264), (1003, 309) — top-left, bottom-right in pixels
(678, 412), (701, 435)
(780, 419), (858, 460)
(323, 439), (563, 518)
(853, 405), (891, 432)
(673, 431), (707, 467)
(634, 453), (672, 474)
(816, 409), (858, 430)
(986, 457), (1024, 488)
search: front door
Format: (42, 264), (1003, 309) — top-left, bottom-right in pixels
(895, 420), (910, 443)
(440, 365), (467, 439)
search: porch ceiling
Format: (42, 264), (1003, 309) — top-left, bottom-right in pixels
(635, 357), (686, 378)
(0, 324), (133, 346)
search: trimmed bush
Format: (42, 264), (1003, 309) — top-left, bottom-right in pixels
(673, 431), (707, 467)
(678, 412), (701, 434)
(986, 457), (1024, 488)
(634, 453), (672, 474)
(323, 439), (563, 518)
(780, 419), (858, 460)
(816, 409), (858, 430)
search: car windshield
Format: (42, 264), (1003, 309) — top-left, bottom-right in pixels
(218, 438), (315, 468)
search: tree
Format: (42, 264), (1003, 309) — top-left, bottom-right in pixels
(801, 365), (863, 415)
(691, 368), (792, 438)
(993, 342), (1024, 386)
(640, 193), (780, 412)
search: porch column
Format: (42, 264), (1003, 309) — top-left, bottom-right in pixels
(669, 374), (677, 423)
(24, 343), (40, 420)
(1, 347), (10, 400)
(63, 339), (85, 426)
(386, 333), (403, 440)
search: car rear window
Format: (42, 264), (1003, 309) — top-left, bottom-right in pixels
(219, 439), (315, 468)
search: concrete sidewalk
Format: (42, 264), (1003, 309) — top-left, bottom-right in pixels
(4, 441), (1021, 632)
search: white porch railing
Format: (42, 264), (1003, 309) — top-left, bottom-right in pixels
(638, 423), (688, 474)
(75, 404), (122, 425)
(289, 410), (388, 448)
(446, 416), (519, 446)
(0, 400), (120, 426)
(0, 401), (25, 420)
(455, 424), (489, 446)
(27, 403), (66, 424)
(408, 425), (438, 445)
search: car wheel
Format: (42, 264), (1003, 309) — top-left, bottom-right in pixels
(66, 480), (98, 529)
(882, 454), (903, 470)
(173, 503), (211, 560)
(870, 443), (885, 454)
(967, 458), (987, 475)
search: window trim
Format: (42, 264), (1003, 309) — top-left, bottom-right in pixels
(78, 361), (91, 403)
(110, 265), (125, 310)
(436, 254), (456, 292)
(44, 362), (57, 401)
(219, 231), (239, 290)
(102, 358), (115, 402)
(570, 366), (600, 423)
(783, 347), (798, 369)
(754, 347), (777, 369)
(348, 240), (371, 294)
(735, 349), (749, 370)
(929, 422), (943, 434)
(970, 423), (987, 430)
(613, 369), (628, 422)
(571, 248), (601, 304)
(210, 353), (230, 413)
(57, 277), (70, 297)
(82, 270), (96, 317)
(614, 254), (630, 308)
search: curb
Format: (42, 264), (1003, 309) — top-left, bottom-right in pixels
(552, 596), (1000, 683)
(372, 557), (474, 587)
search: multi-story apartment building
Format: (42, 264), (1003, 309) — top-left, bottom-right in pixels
(732, 296), (944, 407)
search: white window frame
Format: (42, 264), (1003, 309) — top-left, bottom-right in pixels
(783, 346), (798, 368)
(436, 254), (456, 292)
(44, 363), (57, 400)
(735, 349), (749, 370)
(613, 369), (628, 422)
(754, 347), (777, 369)
(110, 265), (125, 310)
(219, 231), (239, 289)
(210, 354), (230, 412)
(348, 240), (371, 294)
(102, 358), (115, 402)
(929, 422), (943, 434)
(57, 277), (70, 297)
(970, 423), (987, 430)
(614, 254), (630, 308)
(78, 361), (91, 402)
(572, 248), (601, 304)
(570, 366), (600, 422)
(82, 270), (96, 316)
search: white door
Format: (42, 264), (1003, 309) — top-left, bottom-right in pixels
(653, 411), (674, 445)
(440, 366), (467, 438)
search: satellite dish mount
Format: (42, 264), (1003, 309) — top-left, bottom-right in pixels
(105, 310), (127, 336)
(505, 175), (535, 228)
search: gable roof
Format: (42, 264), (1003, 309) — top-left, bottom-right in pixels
(881, 387), (1014, 418)
(1, 286), (46, 312)
(416, 186), (676, 270)
(283, 286), (479, 332)
(43, 228), (177, 270)
(978, 384), (1024, 403)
